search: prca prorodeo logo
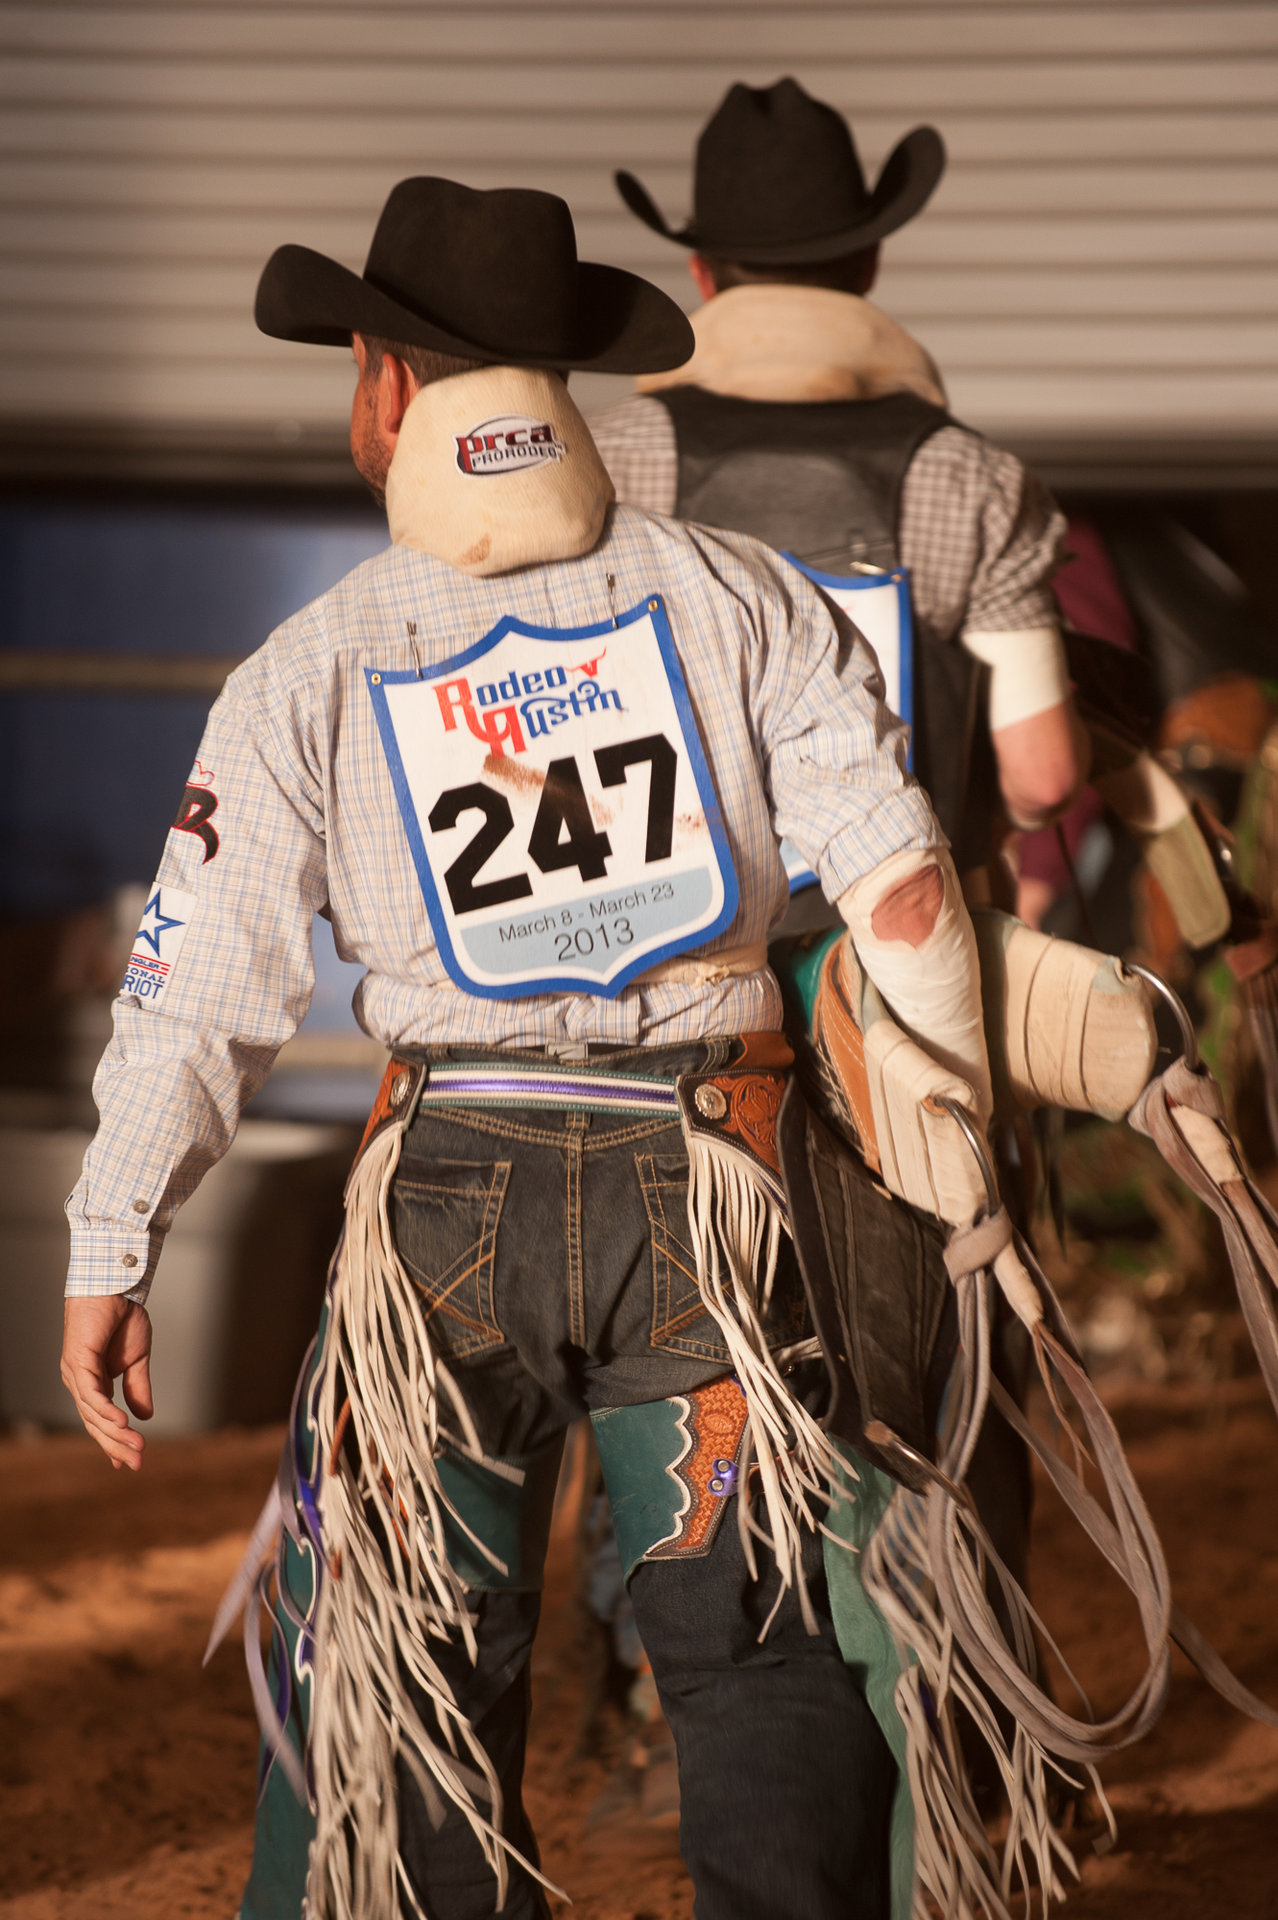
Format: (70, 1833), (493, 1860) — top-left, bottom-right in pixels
(454, 415), (564, 477)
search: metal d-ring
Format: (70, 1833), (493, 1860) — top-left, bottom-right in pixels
(1123, 961), (1201, 1072)
(933, 1094), (1000, 1213)
(862, 1419), (974, 1509)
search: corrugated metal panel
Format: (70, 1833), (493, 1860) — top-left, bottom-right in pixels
(1, 2), (1275, 481)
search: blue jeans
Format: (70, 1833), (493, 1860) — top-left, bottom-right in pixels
(364, 1041), (892, 1920)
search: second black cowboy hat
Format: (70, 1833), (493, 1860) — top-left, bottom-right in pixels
(616, 77), (945, 266)
(255, 176), (694, 374)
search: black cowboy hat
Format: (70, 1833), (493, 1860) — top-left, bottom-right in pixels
(616, 77), (945, 266)
(255, 176), (694, 375)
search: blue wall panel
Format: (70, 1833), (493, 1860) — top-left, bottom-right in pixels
(0, 494), (386, 913)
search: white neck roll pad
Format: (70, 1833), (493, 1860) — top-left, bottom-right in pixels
(838, 847), (994, 1127)
(386, 365), (614, 576)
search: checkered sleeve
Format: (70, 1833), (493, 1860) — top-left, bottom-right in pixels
(587, 395), (679, 513)
(899, 426), (1066, 643)
(64, 649), (328, 1301)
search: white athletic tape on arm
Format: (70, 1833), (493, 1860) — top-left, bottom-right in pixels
(961, 625), (1070, 730)
(839, 848), (994, 1128)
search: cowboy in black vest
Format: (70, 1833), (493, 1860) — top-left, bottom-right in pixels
(593, 77), (1087, 887)
(590, 85), (1083, 1818)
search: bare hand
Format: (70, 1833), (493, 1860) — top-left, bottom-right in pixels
(61, 1295), (154, 1470)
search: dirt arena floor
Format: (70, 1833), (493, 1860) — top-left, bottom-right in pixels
(1, 1359), (1276, 1920)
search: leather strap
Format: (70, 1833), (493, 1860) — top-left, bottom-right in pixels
(935, 1162), (1278, 1754)
(927, 1233), (1172, 1763)
(1129, 1057), (1278, 1415)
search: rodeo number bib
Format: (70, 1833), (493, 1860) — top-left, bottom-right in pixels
(367, 595), (739, 998)
(780, 558), (915, 894)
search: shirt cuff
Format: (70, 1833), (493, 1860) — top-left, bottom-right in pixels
(65, 1225), (157, 1304)
(815, 787), (945, 903)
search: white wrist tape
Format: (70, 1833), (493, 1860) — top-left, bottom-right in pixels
(962, 625), (1070, 731)
(838, 847), (994, 1127)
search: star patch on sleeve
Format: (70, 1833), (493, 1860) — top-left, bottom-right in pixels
(120, 885), (199, 1006)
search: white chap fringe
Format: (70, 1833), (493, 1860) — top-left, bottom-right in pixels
(308, 1122), (563, 1920)
(680, 1123), (1090, 1905)
(863, 1480), (1105, 1920)
(683, 1129), (845, 1635)
(859, 1273), (1114, 1918)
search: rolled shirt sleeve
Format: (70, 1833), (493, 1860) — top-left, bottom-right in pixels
(899, 425), (1065, 645)
(964, 457), (1066, 638)
(65, 653), (328, 1300)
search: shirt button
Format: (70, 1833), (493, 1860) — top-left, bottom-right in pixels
(120, 1254), (139, 1269)
(132, 1199), (149, 1214)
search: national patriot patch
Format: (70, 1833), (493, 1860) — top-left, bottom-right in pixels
(120, 885), (198, 1007)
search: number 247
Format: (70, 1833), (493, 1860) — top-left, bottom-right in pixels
(427, 733), (677, 916)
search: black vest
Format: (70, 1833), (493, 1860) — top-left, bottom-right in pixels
(654, 385), (997, 872)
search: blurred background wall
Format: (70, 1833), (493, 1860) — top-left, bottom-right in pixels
(2, 1), (1277, 482)
(1, 1), (1275, 1431)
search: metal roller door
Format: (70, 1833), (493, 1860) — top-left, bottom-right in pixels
(1, 2), (1275, 482)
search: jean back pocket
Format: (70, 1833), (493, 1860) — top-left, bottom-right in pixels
(390, 1158), (511, 1359)
(635, 1151), (730, 1364)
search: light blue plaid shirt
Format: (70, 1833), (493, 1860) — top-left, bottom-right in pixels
(66, 504), (939, 1299)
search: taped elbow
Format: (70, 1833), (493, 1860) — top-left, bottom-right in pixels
(869, 861), (944, 946)
(838, 847), (993, 1125)
(839, 848), (951, 952)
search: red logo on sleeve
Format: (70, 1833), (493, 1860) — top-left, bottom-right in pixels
(172, 768), (220, 862)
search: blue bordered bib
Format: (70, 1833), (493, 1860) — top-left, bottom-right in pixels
(367, 594), (739, 999)
(779, 559), (915, 894)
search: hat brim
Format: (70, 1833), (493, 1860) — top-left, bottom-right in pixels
(616, 125), (945, 265)
(255, 245), (694, 376)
